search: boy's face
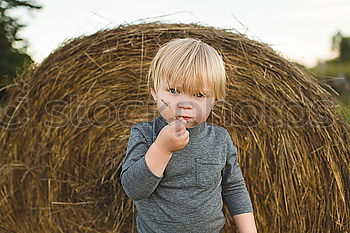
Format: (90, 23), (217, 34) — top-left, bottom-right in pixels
(151, 82), (216, 128)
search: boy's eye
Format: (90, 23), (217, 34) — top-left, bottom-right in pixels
(169, 88), (180, 94)
(195, 93), (206, 98)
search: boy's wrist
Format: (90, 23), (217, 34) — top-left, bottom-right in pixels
(145, 141), (173, 177)
(153, 141), (172, 156)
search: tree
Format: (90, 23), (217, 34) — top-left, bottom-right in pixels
(331, 31), (350, 63)
(0, 0), (41, 104)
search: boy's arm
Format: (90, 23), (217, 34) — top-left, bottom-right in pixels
(120, 126), (169, 201)
(145, 142), (172, 177)
(233, 213), (257, 233)
(221, 129), (257, 232)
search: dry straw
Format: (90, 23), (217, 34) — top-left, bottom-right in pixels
(0, 22), (349, 232)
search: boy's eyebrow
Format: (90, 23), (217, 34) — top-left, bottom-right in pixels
(169, 86), (211, 94)
(201, 90), (211, 94)
(169, 87), (210, 93)
(168, 85), (182, 90)
(166, 83), (212, 94)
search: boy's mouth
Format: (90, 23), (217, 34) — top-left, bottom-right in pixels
(179, 116), (192, 121)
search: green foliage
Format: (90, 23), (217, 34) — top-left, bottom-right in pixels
(336, 98), (350, 124)
(0, 0), (41, 47)
(0, 0), (41, 103)
(332, 32), (350, 63)
(312, 31), (350, 79)
(311, 62), (350, 78)
(309, 32), (350, 124)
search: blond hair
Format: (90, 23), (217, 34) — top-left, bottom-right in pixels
(147, 38), (226, 101)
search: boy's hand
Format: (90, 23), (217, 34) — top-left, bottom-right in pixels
(155, 118), (189, 153)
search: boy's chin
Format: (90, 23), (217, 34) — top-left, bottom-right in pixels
(184, 121), (198, 129)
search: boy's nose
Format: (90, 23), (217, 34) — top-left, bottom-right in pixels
(180, 105), (192, 110)
(178, 101), (193, 110)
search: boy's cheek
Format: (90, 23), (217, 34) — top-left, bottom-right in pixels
(205, 97), (216, 108)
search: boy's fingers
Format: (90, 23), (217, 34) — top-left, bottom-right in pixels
(174, 124), (184, 132)
(176, 127), (187, 136)
(174, 118), (186, 132)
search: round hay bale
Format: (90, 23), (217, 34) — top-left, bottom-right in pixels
(0, 22), (349, 233)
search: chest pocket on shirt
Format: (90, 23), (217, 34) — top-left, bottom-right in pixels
(195, 157), (223, 188)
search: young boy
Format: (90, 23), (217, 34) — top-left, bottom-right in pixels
(121, 38), (257, 233)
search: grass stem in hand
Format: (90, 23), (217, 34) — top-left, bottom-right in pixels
(161, 99), (180, 120)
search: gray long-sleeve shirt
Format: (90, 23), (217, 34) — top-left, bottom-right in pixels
(120, 116), (253, 233)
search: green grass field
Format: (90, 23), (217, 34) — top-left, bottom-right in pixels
(338, 98), (350, 123)
(311, 62), (350, 78)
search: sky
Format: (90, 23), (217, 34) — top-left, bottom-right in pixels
(10, 0), (350, 67)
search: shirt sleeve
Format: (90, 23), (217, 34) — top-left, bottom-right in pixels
(120, 125), (163, 201)
(221, 129), (253, 216)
